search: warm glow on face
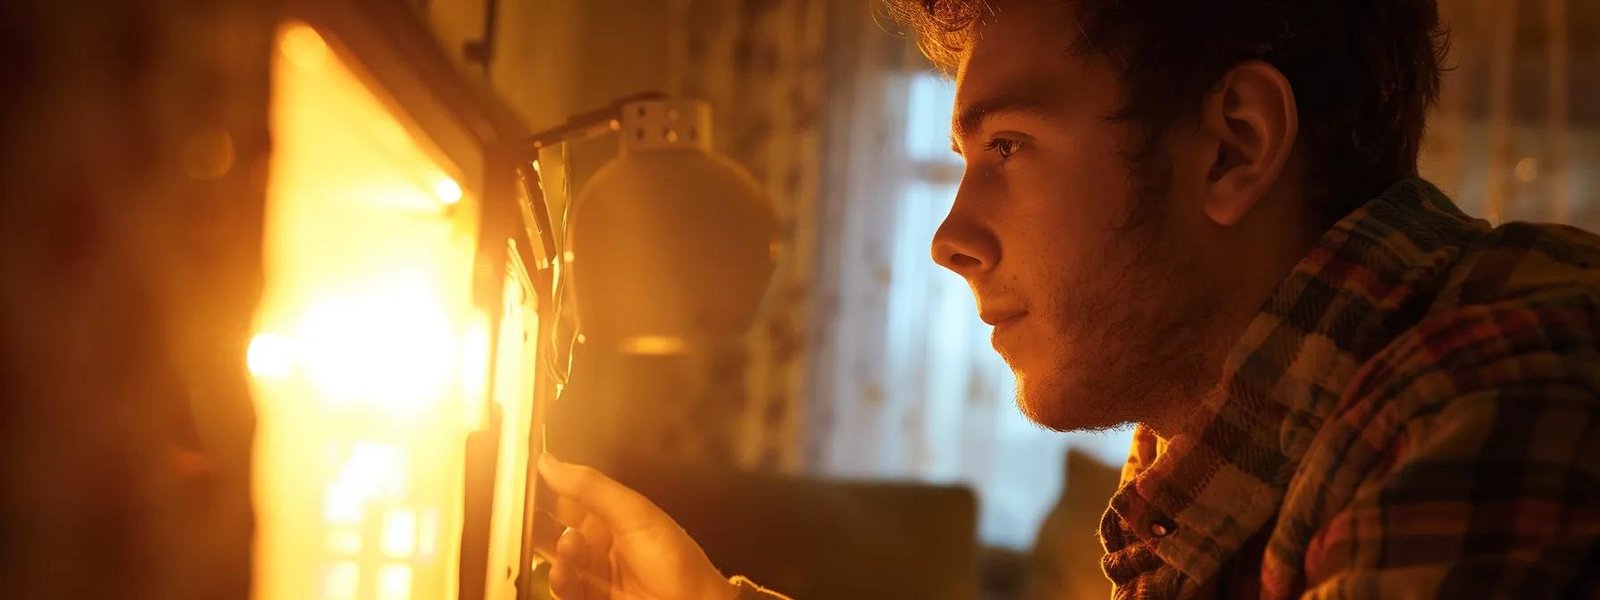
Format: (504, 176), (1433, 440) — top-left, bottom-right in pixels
(252, 22), (485, 600)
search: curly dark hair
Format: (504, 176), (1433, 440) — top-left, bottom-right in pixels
(888, 0), (1450, 221)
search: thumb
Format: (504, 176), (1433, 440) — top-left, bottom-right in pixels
(539, 454), (665, 533)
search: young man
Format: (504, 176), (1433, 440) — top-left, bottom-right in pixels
(538, 0), (1600, 598)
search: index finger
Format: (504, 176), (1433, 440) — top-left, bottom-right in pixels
(538, 454), (666, 533)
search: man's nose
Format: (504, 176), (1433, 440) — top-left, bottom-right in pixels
(931, 188), (999, 278)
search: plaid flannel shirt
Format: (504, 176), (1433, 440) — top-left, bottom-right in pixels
(1100, 179), (1600, 599)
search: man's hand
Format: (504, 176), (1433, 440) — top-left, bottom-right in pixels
(537, 454), (737, 600)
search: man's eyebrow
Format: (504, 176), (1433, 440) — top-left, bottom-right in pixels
(950, 94), (1059, 150)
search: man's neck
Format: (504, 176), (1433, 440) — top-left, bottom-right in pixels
(1147, 181), (1329, 439)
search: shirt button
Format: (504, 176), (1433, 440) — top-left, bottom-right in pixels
(1149, 521), (1175, 538)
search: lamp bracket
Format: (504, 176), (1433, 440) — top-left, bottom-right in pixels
(524, 91), (667, 152)
(614, 98), (713, 153)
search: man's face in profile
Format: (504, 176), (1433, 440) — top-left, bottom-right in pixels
(935, 0), (1224, 433)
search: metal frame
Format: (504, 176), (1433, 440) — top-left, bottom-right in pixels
(274, 5), (727, 597)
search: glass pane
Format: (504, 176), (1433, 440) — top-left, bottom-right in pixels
(251, 21), (481, 600)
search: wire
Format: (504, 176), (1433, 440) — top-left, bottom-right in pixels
(541, 142), (580, 393)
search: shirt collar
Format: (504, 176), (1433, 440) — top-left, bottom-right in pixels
(1102, 179), (1483, 584)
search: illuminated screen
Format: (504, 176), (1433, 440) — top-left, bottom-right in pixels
(250, 21), (488, 600)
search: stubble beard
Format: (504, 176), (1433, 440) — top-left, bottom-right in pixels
(1017, 143), (1224, 434)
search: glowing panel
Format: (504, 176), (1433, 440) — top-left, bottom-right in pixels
(252, 21), (484, 600)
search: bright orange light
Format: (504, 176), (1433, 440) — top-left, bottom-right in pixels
(247, 333), (295, 378)
(253, 21), (485, 600)
(382, 510), (419, 557)
(324, 562), (359, 600)
(457, 310), (492, 430)
(282, 24), (329, 70)
(435, 177), (464, 206)
(321, 442), (405, 524)
(293, 276), (458, 411)
(378, 565), (414, 600)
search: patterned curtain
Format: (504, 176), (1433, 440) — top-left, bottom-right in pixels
(663, 0), (830, 472)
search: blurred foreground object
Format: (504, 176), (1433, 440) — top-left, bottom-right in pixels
(0, 0), (276, 597)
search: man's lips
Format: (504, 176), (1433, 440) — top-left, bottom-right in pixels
(980, 310), (1027, 327)
(986, 310), (1027, 353)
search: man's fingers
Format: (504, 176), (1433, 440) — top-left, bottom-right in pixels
(553, 496), (589, 529)
(578, 510), (614, 560)
(548, 560), (581, 600)
(552, 497), (614, 562)
(556, 527), (591, 573)
(550, 564), (615, 600)
(539, 454), (664, 533)
(551, 527), (609, 600)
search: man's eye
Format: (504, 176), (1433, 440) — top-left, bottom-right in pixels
(984, 137), (1022, 159)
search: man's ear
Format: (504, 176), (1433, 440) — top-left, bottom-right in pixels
(1199, 60), (1298, 227)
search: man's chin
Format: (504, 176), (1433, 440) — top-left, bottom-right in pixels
(1015, 389), (1070, 432)
(1015, 379), (1128, 433)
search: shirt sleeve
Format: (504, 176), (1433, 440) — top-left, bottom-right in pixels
(1299, 382), (1600, 598)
